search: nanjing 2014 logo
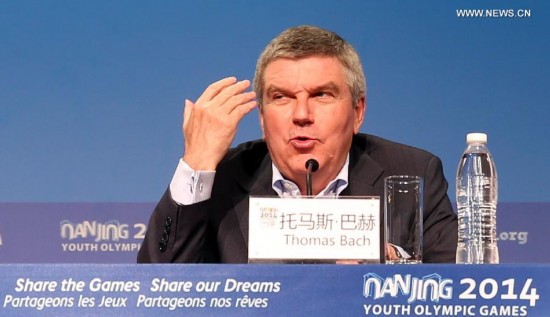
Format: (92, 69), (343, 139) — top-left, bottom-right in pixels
(363, 273), (453, 303)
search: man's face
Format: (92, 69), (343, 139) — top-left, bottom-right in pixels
(260, 56), (365, 192)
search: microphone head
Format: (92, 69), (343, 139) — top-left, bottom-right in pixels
(305, 159), (319, 172)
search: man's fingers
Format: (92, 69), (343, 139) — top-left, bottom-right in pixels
(229, 100), (257, 121)
(210, 79), (252, 106)
(196, 78), (253, 109)
(212, 80), (255, 108)
(193, 77), (256, 120)
(195, 77), (238, 105)
(222, 91), (256, 114)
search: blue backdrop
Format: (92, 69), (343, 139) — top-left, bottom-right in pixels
(1, 1), (549, 203)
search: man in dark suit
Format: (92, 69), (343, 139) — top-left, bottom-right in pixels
(138, 25), (457, 264)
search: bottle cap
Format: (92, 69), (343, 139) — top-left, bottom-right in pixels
(466, 133), (487, 144)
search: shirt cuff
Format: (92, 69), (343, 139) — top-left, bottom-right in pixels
(169, 159), (216, 205)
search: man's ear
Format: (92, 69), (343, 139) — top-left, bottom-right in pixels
(353, 96), (366, 134)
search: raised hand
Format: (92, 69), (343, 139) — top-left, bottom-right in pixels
(182, 77), (257, 170)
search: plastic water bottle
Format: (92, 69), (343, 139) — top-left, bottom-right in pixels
(456, 133), (499, 264)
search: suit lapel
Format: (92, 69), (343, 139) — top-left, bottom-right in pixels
(232, 153), (274, 250)
(347, 136), (385, 196)
(347, 135), (386, 259)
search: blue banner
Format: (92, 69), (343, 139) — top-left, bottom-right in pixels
(0, 202), (547, 263)
(0, 264), (549, 316)
(0, 203), (152, 263)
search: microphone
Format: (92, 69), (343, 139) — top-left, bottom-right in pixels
(305, 159), (319, 196)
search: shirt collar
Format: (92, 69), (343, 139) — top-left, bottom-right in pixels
(271, 154), (349, 198)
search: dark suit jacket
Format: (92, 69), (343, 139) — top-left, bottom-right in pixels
(138, 133), (458, 263)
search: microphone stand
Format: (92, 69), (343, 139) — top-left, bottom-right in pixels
(305, 159), (319, 196)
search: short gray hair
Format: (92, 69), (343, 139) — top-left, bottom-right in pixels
(253, 25), (366, 108)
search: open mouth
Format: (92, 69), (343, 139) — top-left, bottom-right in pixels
(290, 136), (316, 149)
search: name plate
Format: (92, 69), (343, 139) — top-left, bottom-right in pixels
(248, 196), (380, 263)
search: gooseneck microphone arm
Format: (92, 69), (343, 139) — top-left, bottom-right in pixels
(305, 159), (319, 196)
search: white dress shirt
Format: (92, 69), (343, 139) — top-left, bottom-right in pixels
(170, 155), (350, 205)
